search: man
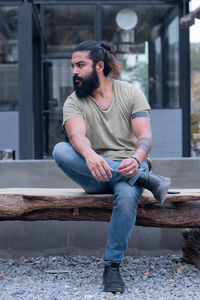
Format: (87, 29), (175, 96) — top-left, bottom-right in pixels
(53, 40), (170, 293)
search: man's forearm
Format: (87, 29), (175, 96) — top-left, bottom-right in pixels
(68, 133), (113, 182)
(132, 136), (152, 164)
(136, 137), (152, 155)
(68, 134), (95, 159)
(131, 111), (152, 165)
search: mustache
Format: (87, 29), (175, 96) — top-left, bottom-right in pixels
(73, 75), (84, 84)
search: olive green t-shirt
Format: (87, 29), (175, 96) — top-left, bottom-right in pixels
(63, 79), (151, 160)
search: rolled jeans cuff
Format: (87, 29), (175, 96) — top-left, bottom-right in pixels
(128, 160), (149, 186)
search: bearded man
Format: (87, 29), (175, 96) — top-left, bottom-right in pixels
(53, 40), (170, 293)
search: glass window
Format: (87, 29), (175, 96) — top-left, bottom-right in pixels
(43, 59), (73, 156)
(0, 6), (18, 111)
(44, 5), (95, 54)
(155, 36), (162, 108)
(118, 47), (148, 98)
(101, 4), (179, 108)
(190, 43), (200, 157)
(102, 5), (150, 98)
(167, 17), (179, 108)
(190, 0), (200, 157)
(42, 3), (180, 157)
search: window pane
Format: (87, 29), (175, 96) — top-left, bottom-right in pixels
(155, 36), (162, 108)
(167, 17), (179, 108)
(190, 43), (200, 157)
(43, 59), (73, 157)
(102, 4), (179, 108)
(44, 5), (95, 54)
(0, 6), (18, 111)
(118, 48), (148, 98)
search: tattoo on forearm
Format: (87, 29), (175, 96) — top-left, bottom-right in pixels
(136, 137), (152, 154)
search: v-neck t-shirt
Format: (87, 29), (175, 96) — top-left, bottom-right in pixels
(63, 79), (151, 160)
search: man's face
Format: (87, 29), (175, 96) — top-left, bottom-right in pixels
(71, 51), (100, 98)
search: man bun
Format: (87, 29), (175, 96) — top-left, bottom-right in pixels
(100, 41), (117, 55)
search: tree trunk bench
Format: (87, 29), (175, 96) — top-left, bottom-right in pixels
(0, 188), (200, 228)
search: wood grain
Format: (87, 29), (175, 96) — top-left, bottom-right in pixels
(0, 188), (200, 227)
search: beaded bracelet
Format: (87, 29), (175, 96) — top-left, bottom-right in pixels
(130, 156), (141, 168)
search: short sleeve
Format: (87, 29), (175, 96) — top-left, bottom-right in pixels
(131, 85), (151, 115)
(62, 93), (83, 127)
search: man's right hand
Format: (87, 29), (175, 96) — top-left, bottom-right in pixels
(85, 149), (113, 182)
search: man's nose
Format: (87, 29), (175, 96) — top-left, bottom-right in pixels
(72, 66), (79, 76)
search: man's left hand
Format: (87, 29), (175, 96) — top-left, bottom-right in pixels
(117, 158), (139, 177)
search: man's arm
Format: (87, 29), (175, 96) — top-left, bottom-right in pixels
(117, 110), (152, 177)
(65, 116), (113, 182)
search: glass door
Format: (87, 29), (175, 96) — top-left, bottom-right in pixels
(42, 2), (181, 158)
(43, 59), (73, 157)
(42, 4), (95, 157)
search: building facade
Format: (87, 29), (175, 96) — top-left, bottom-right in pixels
(0, 0), (190, 159)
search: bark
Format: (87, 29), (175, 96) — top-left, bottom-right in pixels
(182, 228), (200, 269)
(0, 188), (200, 227)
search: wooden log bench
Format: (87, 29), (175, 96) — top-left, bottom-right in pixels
(0, 188), (200, 228)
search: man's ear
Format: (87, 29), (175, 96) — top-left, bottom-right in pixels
(96, 61), (104, 73)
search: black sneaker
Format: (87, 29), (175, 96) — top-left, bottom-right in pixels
(103, 263), (125, 293)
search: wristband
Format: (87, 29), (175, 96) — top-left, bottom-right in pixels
(130, 156), (141, 168)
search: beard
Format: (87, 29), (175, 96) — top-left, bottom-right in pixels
(73, 66), (100, 99)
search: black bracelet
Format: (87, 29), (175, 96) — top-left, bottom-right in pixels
(130, 156), (141, 168)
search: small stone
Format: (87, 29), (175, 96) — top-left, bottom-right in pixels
(142, 275), (148, 281)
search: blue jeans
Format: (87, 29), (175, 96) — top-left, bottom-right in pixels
(52, 142), (149, 266)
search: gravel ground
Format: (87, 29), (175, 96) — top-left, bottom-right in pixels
(0, 254), (200, 300)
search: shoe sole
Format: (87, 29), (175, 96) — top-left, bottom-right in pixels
(104, 286), (125, 293)
(156, 177), (171, 204)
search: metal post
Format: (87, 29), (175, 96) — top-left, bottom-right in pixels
(18, 0), (42, 158)
(95, 3), (101, 41)
(179, 1), (191, 157)
(18, 1), (34, 158)
(33, 33), (43, 158)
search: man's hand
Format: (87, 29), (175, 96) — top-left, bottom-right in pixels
(85, 149), (113, 182)
(117, 158), (139, 177)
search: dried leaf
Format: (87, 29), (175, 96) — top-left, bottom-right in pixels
(176, 266), (184, 273)
(169, 278), (176, 282)
(144, 270), (150, 276)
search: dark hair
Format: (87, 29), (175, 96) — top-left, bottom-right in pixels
(73, 40), (121, 79)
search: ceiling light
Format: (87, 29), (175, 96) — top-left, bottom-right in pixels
(116, 9), (138, 30)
